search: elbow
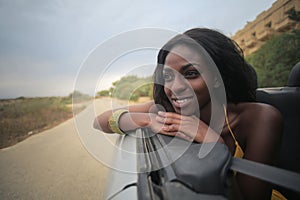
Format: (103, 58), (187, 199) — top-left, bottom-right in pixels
(93, 110), (115, 133)
(93, 115), (112, 133)
(93, 117), (101, 130)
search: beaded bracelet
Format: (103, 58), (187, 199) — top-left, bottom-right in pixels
(108, 109), (128, 135)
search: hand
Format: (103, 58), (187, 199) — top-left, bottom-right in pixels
(155, 111), (223, 143)
(147, 113), (165, 134)
(146, 113), (188, 139)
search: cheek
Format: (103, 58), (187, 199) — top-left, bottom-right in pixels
(164, 86), (171, 96)
(163, 80), (174, 95)
(192, 79), (209, 96)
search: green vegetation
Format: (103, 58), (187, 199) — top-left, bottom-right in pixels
(0, 91), (90, 149)
(246, 29), (300, 87)
(71, 90), (92, 104)
(97, 90), (110, 97)
(97, 75), (153, 101)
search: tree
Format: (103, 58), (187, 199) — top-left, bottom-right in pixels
(246, 29), (300, 87)
(70, 90), (91, 103)
(97, 90), (110, 97)
(102, 75), (153, 102)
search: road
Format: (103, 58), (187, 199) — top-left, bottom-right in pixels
(0, 98), (124, 200)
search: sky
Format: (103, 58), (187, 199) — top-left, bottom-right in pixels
(0, 0), (276, 99)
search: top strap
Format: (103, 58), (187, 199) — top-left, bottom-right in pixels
(223, 105), (244, 158)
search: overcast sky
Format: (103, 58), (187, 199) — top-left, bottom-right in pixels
(0, 0), (276, 99)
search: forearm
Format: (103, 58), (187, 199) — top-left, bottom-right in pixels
(93, 101), (155, 133)
(93, 111), (151, 133)
(118, 112), (151, 132)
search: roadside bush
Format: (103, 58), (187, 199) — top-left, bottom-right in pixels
(110, 75), (153, 102)
(246, 29), (300, 87)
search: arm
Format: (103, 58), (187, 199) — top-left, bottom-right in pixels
(93, 100), (219, 141)
(237, 104), (283, 200)
(93, 101), (157, 133)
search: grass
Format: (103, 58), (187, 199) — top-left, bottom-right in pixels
(0, 94), (147, 149)
(0, 96), (77, 149)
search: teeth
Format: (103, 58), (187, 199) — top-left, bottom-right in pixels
(175, 98), (188, 103)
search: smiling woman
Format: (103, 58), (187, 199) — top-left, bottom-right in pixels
(162, 46), (211, 116)
(93, 28), (284, 200)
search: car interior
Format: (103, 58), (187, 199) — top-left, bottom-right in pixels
(256, 62), (300, 199)
(105, 62), (300, 200)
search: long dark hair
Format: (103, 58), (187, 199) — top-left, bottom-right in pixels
(153, 28), (257, 112)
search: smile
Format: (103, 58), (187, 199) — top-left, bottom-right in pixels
(171, 96), (193, 108)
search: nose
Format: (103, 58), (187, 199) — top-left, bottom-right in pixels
(170, 74), (187, 94)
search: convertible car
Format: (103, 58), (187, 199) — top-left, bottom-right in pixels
(103, 62), (300, 200)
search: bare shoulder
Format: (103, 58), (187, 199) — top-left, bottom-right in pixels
(236, 102), (283, 141)
(239, 102), (282, 122)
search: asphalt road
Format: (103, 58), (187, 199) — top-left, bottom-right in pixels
(0, 98), (123, 200)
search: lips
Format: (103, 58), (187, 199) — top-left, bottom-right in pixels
(171, 96), (193, 108)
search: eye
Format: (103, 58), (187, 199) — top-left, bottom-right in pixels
(163, 72), (174, 82)
(184, 70), (200, 79)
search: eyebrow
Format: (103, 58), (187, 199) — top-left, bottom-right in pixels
(163, 63), (199, 72)
(181, 63), (194, 71)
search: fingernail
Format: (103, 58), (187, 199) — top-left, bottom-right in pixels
(158, 111), (165, 116)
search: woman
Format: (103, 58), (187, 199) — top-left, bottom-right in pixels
(94, 28), (283, 200)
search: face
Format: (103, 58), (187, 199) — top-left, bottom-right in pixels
(163, 45), (211, 116)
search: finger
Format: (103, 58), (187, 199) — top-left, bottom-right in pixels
(161, 117), (182, 125)
(158, 111), (182, 120)
(176, 132), (194, 142)
(155, 116), (167, 124)
(156, 115), (181, 125)
(159, 130), (177, 137)
(162, 124), (180, 132)
(159, 112), (195, 123)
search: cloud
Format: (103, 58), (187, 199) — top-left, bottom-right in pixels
(0, 54), (76, 98)
(0, 0), (276, 98)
